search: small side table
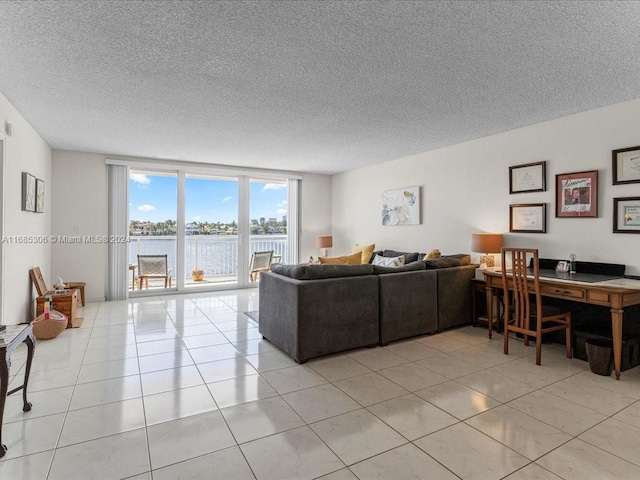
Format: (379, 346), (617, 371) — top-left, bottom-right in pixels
(471, 278), (503, 338)
(0, 324), (35, 457)
(65, 282), (86, 306)
(129, 264), (137, 291)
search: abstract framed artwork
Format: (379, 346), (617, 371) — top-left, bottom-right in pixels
(510, 203), (546, 233)
(613, 197), (640, 233)
(22, 172), (36, 212)
(612, 145), (640, 185)
(382, 186), (420, 225)
(509, 161), (546, 194)
(555, 170), (598, 218)
(36, 178), (45, 213)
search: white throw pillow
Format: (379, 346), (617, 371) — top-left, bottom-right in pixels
(372, 254), (406, 267)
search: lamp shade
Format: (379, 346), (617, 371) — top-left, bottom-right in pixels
(315, 235), (333, 249)
(471, 233), (503, 254)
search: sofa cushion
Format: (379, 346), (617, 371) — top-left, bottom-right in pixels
(352, 243), (376, 264)
(373, 260), (426, 274)
(382, 250), (420, 263)
(270, 263), (308, 279)
(270, 263), (374, 280)
(318, 252), (362, 265)
(368, 250), (384, 263)
(424, 254), (471, 269)
(372, 254), (405, 267)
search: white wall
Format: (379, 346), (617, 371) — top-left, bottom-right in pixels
(51, 150), (107, 301)
(300, 174), (332, 261)
(332, 98), (640, 276)
(0, 92), (52, 325)
(51, 151), (333, 299)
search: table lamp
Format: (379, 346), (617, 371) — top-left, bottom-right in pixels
(471, 233), (503, 269)
(316, 235), (333, 257)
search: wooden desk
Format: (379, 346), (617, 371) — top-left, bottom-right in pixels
(484, 269), (640, 380)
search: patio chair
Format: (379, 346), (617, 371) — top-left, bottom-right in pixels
(137, 254), (172, 289)
(249, 250), (274, 282)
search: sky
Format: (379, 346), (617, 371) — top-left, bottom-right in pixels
(129, 172), (288, 224)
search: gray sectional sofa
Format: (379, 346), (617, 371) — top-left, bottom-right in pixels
(258, 252), (478, 363)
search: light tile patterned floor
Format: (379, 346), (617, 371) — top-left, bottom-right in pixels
(2, 288), (640, 479)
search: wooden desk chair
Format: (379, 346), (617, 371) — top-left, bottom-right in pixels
(249, 251), (273, 282)
(501, 248), (572, 365)
(137, 254), (172, 289)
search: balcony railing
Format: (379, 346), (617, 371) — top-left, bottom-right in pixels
(129, 234), (287, 287)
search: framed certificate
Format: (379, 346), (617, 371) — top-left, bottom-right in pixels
(509, 161), (546, 194)
(612, 145), (640, 185)
(613, 197), (640, 233)
(510, 203), (546, 233)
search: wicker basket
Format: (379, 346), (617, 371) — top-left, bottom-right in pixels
(32, 310), (68, 339)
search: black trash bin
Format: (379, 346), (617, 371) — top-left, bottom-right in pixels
(585, 338), (613, 376)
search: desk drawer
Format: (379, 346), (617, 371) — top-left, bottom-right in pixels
(541, 285), (585, 300)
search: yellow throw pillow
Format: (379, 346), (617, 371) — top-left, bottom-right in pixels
(424, 249), (441, 260)
(318, 251), (363, 265)
(352, 243), (376, 264)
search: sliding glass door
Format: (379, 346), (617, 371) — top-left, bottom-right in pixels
(128, 170), (177, 292)
(126, 168), (296, 295)
(184, 174), (239, 288)
(249, 178), (289, 283)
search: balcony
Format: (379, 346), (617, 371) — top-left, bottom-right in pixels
(129, 234), (287, 290)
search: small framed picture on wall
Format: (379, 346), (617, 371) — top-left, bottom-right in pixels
(612, 145), (640, 185)
(509, 161), (546, 194)
(555, 170), (598, 218)
(613, 197), (640, 233)
(22, 172), (36, 212)
(36, 179), (45, 213)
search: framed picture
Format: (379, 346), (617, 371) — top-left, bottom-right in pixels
(612, 145), (640, 185)
(22, 172), (36, 212)
(510, 203), (546, 233)
(382, 186), (420, 225)
(509, 161), (546, 194)
(555, 170), (598, 218)
(613, 197), (640, 233)
(36, 178), (45, 213)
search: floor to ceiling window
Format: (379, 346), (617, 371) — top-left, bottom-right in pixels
(184, 174), (239, 288)
(249, 178), (289, 283)
(120, 165), (297, 295)
(128, 170), (177, 293)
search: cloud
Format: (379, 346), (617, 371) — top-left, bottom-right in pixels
(262, 183), (286, 191)
(222, 196), (234, 202)
(277, 208), (287, 215)
(277, 200), (288, 207)
(137, 204), (156, 212)
(130, 173), (151, 185)
(192, 215), (202, 221)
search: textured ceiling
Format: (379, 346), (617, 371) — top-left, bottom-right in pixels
(0, 1), (639, 174)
